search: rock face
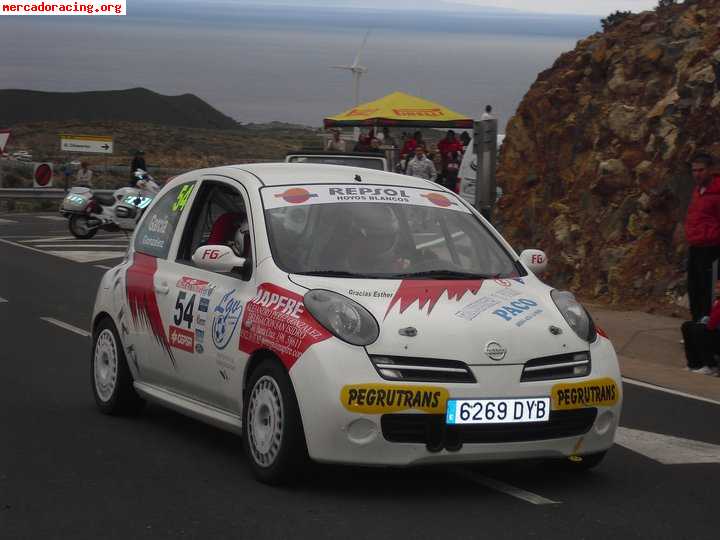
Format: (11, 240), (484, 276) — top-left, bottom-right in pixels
(497, 0), (720, 311)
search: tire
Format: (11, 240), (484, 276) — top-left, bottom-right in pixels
(557, 450), (607, 472)
(243, 359), (308, 485)
(91, 317), (144, 415)
(69, 214), (98, 239)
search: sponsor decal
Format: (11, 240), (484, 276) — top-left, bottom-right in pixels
(551, 378), (619, 410)
(199, 297), (210, 313)
(275, 188), (318, 204)
(169, 325), (194, 353)
(177, 276), (209, 293)
(484, 341), (507, 361)
(346, 107), (380, 117)
(126, 253), (174, 367)
(495, 279), (512, 287)
(196, 328), (205, 341)
(212, 290), (244, 350)
(385, 280), (483, 319)
(200, 248), (229, 260)
(392, 107), (444, 118)
(491, 298), (543, 327)
(420, 192), (456, 208)
(171, 183), (195, 213)
(455, 288), (522, 321)
(347, 289), (394, 299)
(196, 343), (204, 353)
(201, 285), (215, 298)
(340, 384), (449, 414)
(239, 283), (332, 369)
(196, 315), (207, 327)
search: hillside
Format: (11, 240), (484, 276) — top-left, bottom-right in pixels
(0, 88), (238, 129)
(497, 0), (720, 313)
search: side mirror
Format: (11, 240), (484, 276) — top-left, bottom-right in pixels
(192, 245), (246, 273)
(520, 249), (548, 274)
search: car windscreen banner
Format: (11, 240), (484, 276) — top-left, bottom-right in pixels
(262, 184), (471, 213)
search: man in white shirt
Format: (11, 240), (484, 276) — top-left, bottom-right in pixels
(405, 146), (436, 181)
(75, 161), (93, 187)
(325, 129), (346, 152)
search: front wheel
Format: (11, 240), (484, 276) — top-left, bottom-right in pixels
(243, 359), (308, 485)
(91, 318), (144, 415)
(69, 214), (98, 239)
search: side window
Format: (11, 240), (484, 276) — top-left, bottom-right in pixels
(177, 181), (252, 280)
(134, 182), (196, 259)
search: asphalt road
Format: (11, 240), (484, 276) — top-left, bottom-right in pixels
(1, 213), (720, 540)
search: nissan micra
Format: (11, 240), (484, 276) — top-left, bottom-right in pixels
(91, 163), (622, 484)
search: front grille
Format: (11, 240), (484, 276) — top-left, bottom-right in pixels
(521, 352), (591, 382)
(370, 355), (476, 383)
(381, 408), (597, 448)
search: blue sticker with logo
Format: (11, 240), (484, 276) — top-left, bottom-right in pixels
(212, 290), (243, 350)
(492, 298), (543, 327)
(199, 297), (210, 313)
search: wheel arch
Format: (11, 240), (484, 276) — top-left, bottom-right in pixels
(242, 348), (286, 400)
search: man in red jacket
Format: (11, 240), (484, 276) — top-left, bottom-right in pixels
(685, 153), (720, 321)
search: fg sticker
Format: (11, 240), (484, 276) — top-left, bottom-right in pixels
(340, 384), (449, 414)
(551, 378), (619, 410)
(212, 290), (243, 350)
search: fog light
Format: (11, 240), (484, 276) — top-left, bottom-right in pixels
(346, 418), (378, 445)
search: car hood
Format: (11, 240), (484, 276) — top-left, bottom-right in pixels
(288, 274), (589, 365)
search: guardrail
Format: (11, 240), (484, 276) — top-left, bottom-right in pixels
(0, 188), (114, 200)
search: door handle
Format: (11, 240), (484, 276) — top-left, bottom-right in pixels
(155, 283), (170, 295)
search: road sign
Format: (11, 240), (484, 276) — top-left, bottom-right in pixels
(33, 163), (54, 188)
(0, 129), (10, 153)
(60, 134), (113, 154)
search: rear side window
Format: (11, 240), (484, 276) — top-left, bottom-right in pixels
(134, 182), (196, 258)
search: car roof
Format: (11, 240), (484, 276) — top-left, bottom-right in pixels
(179, 163), (438, 190)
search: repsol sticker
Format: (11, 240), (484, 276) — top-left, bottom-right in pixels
(551, 378), (619, 410)
(340, 384), (449, 414)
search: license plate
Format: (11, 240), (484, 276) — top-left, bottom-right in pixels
(446, 397), (550, 425)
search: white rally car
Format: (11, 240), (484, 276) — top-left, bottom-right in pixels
(91, 163), (622, 484)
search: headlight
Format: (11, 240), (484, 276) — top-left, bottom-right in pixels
(551, 290), (597, 343)
(304, 289), (379, 346)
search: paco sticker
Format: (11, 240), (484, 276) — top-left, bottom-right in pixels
(551, 378), (619, 410)
(340, 384), (449, 414)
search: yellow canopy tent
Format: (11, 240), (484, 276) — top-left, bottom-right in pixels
(324, 91), (473, 129)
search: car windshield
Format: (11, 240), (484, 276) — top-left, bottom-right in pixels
(262, 184), (520, 279)
(287, 156), (385, 170)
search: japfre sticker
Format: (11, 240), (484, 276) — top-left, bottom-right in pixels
(262, 184), (472, 213)
(550, 378), (619, 410)
(340, 384), (449, 414)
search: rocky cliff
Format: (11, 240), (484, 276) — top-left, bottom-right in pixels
(497, 0), (720, 313)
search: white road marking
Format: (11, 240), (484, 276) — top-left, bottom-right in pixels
(24, 236), (80, 243)
(622, 377), (720, 407)
(0, 218), (17, 224)
(616, 427), (720, 465)
(94, 264), (112, 270)
(0, 237), (52, 256)
(36, 216), (67, 221)
(34, 244), (126, 249)
(46, 250), (125, 263)
(454, 469), (560, 505)
(40, 317), (91, 337)
(0, 296), (7, 303)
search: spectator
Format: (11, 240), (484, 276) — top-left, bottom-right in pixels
(682, 281), (720, 376)
(75, 161), (93, 187)
(437, 130), (463, 164)
(325, 129), (346, 152)
(130, 150), (146, 179)
(459, 131), (471, 149)
(481, 105), (495, 120)
(405, 146), (436, 181)
(353, 133), (372, 152)
(368, 138), (384, 155)
(378, 127), (397, 148)
(61, 161), (74, 191)
(685, 153), (720, 321)
(400, 131), (424, 160)
(442, 150), (461, 191)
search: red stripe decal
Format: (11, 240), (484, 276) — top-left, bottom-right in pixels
(384, 280), (484, 319)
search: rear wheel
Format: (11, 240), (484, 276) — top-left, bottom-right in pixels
(243, 359), (308, 485)
(69, 214), (98, 239)
(91, 317), (144, 415)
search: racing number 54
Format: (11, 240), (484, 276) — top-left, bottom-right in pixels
(174, 291), (195, 328)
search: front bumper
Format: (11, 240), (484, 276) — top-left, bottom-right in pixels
(290, 336), (622, 466)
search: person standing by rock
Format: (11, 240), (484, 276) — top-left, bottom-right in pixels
(75, 161), (93, 187)
(685, 152), (720, 321)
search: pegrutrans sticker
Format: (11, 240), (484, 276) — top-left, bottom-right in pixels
(550, 378), (620, 410)
(239, 283), (331, 369)
(340, 384), (449, 414)
(262, 184), (472, 213)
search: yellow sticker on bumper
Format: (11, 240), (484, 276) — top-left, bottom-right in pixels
(340, 384), (449, 414)
(551, 378), (619, 410)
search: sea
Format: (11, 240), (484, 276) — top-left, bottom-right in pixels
(0, 2), (601, 130)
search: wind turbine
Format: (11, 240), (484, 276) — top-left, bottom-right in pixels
(331, 29), (371, 106)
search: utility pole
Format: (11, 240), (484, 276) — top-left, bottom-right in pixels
(473, 118), (498, 221)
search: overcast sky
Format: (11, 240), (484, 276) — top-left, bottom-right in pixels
(213, 0), (663, 16)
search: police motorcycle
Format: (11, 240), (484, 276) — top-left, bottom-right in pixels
(60, 170), (161, 239)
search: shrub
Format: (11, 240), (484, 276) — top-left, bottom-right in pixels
(601, 10), (632, 31)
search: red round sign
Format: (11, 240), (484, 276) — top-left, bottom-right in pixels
(34, 163), (52, 187)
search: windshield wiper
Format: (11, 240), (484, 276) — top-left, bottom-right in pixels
(392, 270), (502, 280)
